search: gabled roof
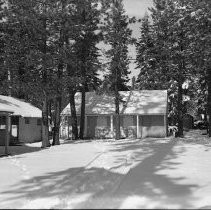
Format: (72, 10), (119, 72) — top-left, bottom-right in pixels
(0, 95), (42, 118)
(61, 90), (168, 116)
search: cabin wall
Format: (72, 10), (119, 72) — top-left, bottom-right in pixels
(19, 117), (42, 143)
(60, 114), (167, 139)
(140, 115), (166, 138)
(88, 116), (111, 139)
(113, 115), (137, 138)
(0, 130), (6, 146)
(84, 115), (137, 139)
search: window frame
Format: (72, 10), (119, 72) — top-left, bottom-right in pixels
(25, 118), (30, 124)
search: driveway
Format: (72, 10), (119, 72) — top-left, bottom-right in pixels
(0, 131), (211, 209)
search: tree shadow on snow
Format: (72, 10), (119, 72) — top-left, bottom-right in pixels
(86, 138), (200, 209)
(1, 166), (123, 209)
(1, 138), (200, 209)
(0, 144), (42, 157)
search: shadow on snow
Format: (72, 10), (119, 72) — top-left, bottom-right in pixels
(1, 137), (201, 209)
(0, 144), (43, 157)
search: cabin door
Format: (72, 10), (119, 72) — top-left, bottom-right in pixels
(0, 116), (6, 146)
(11, 116), (19, 144)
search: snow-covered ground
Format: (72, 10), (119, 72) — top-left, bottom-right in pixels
(0, 130), (211, 209)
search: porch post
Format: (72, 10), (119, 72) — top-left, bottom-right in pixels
(136, 115), (139, 138)
(5, 114), (11, 155)
(111, 115), (114, 138)
(17, 118), (20, 142)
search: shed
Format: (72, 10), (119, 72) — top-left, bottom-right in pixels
(60, 90), (168, 139)
(0, 95), (42, 145)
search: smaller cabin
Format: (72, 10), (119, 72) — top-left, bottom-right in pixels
(0, 95), (42, 145)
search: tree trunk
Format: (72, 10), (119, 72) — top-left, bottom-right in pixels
(41, 94), (51, 148)
(204, 111), (209, 134)
(52, 59), (63, 145)
(177, 79), (183, 137)
(48, 99), (53, 141)
(69, 91), (79, 140)
(207, 67), (211, 137)
(115, 87), (120, 140)
(52, 96), (61, 145)
(52, 0), (65, 144)
(79, 86), (86, 139)
(40, 3), (50, 148)
(48, 99), (53, 127)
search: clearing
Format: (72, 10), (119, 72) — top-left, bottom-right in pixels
(0, 130), (211, 209)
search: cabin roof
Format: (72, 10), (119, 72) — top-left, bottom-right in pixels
(0, 95), (42, 118)
(61, 90), (168, 116)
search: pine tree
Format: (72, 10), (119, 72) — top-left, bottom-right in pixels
(135, 14), (169, 90)
(50, 0), (68, 145)
(102, 0), (134, 140)
(71, 0), (101, 139)
(0, 0), (8, 95)
(190, 0), (211, 136)
(138, 0), (197, 137)
(57, 0), (102, 140)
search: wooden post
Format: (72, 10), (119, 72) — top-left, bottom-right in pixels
(136, 115), (139, 138)
(111, 115), (114, 138)
(5, 114), (11, 155)
(139, 116), (142, 138)
(17, 117), (20, 143)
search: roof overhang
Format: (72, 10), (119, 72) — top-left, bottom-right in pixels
(0, 110), (14, 116)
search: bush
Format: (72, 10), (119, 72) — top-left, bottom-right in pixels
(168, 125), (178, 136)
(193, 120), (208, 130)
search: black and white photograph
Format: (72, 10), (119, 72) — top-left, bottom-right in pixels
(0, 0), (211, 209)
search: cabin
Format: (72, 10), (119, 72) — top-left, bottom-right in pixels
(0, 95), (42, 145)
(60, 90), (168, 139)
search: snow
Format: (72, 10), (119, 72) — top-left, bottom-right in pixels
(0, 95), (42, 118)
(0, 130), (211, 209)
(61, 90), (168, 116)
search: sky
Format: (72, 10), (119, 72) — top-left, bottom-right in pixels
(124, 0), (153, 18)
(124, 0), (153, 37)
(98, 0), (154, 82)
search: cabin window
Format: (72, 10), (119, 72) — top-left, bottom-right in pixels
(37, 119), (42, 126)
(25, 118), (30, 124)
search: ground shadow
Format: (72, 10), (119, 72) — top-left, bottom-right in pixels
(62, 139), (93, 145)
(84, 138), (199, 209)
(1, 137), (201, 209)
(0, 144), (43, 157)
(1, 166), (123, 209)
